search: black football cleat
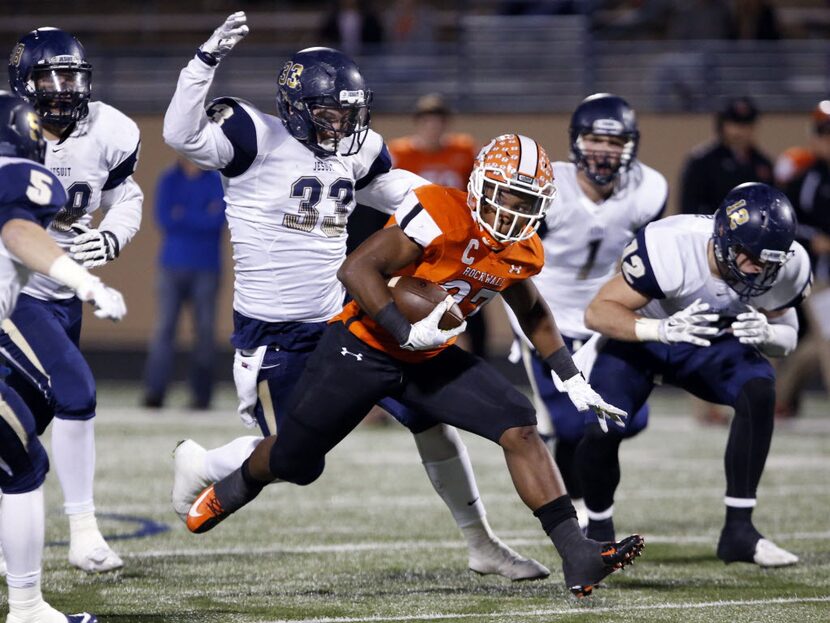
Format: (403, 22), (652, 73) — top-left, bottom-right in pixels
(564, 534), (644, 598)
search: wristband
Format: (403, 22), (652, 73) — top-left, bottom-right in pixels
(48, 255), (92, 291)
(544, 346), (580, 382)
(375, 302), (412, 345)
(196, 49), (218, 67)
(634, 317), (662, 342)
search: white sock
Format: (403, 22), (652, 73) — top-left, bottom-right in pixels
(414, 425), (487, 530)
(204, 435), (260, 482)
(1, 488), (45, 576)
(51, 418), (96, 515)
(68, 511), (102, 544)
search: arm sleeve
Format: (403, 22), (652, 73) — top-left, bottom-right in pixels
(356, 168), (430, 216)
(162, 56), (236, 170)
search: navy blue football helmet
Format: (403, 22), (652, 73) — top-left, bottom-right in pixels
(713, 182), (797, 299)
(569, 93), (639, 186)
(8, 28), (92, 127)
(276, 47), (372, 157)
(0, 94), (47, 163)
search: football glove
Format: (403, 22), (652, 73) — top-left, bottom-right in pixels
(69, 225), (120, 268)
(658, 298), (720, 347)
(75, 276), (127, 322)
(401, 296), (467, 351)
(562, 374), (627, 433)
(198, 11), (249, 65)
(731, 307), (771, 345)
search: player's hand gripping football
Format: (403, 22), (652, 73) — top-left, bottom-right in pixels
(562, 374), (627, 433)
(75, 276), (127, 321)
(69, 225), (119, 268)
(199, 11), (249, 65)
(401, 296), (467, 351)
(658, 298), (720, 347)
(731, 306), (771, 345)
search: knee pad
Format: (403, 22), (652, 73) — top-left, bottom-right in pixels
(269, 444), (324, 486)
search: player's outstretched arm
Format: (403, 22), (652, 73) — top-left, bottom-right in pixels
(505, 280), (626, 432)
(163, 12), (248, 170)
(1, 219), (126, 321)
(337, 224), (465, 350)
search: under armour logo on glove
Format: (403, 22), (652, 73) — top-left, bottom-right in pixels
(341, 347), (363, 361)
(69, 225), (120, 268)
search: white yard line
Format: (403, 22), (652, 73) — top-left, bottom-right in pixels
(260, 596), (830, 623)
(48, 529), (830, 559)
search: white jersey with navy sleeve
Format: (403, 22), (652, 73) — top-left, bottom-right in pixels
(623, 214), (812, 322)
(529, 161), (666, 340)
(164, 57), (427, 327)
(23, 101), (142, 300)
(0, 157), (67, 321)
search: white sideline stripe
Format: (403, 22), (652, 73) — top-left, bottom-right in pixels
(57, 530), (830, 560)
(262, 596), (830, 623)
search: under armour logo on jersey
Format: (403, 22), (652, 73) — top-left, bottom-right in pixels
(340, 347), (363, 361)
(509, 264), (522, 274)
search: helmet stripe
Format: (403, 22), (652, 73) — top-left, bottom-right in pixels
(516, 134), (539, 178)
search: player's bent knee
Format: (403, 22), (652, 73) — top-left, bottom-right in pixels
(268, 445), (325, 486)
(498, 424), (541, 450)
(52, 364), (97, 418)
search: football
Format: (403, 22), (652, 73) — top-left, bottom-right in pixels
(387, 275), (464, 330)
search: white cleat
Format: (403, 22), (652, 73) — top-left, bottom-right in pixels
(68, 536), (123, 573)
(6, 601), (98, 623)
(468, 537), (550, 581)
(172, 439), (210, 523)
(754, 538), (799, 568)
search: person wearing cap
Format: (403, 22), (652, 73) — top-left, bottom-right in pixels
(387, 94), (489, 357)
(775, 101), (830, 418)
(680, 96), (774, 216)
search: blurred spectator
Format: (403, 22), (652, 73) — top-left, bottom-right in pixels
(386, 0), (437, 51)
(680, 96), (774, 215)
(388, 94), (490, 358)
(319, 0), (385, 57)
(776, 102), (830, 417)
(774, 101), (830, 186)
(732, 0), (781, 40)
(142, 157), (226, 411)
(599, 0), (733, 40)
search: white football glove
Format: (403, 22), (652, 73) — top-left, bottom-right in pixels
(658, 298), (720, 347)
(199, 11), (249, 64)
(69, 225), (120, 268)
(401, 296), (467, 351)
(75, 276), (127, 322)
(562, 374), (627, 433)
(731, 307), (771, 345)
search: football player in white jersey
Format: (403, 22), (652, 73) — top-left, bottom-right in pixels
(577, 182), (809, 567)
(2, 28), (143, 573)
(0, 94), (126, 623)
(509, 94), (666, 522)
(164, 12), (547, 580)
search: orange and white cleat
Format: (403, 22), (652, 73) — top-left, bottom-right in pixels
(186, 484), (230, 534)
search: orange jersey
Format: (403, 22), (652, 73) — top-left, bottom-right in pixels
(388, 134), (476, 190)
(334, 184), (544, 363)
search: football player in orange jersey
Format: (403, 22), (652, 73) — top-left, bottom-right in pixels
(186, 134), (645, 597)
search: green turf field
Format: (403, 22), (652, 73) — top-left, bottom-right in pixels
(12, 384), (830, 622)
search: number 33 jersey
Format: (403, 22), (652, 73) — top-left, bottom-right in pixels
(164, 57), (425, 328)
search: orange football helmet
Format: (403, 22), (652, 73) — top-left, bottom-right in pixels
(467, 134), (555, 243)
